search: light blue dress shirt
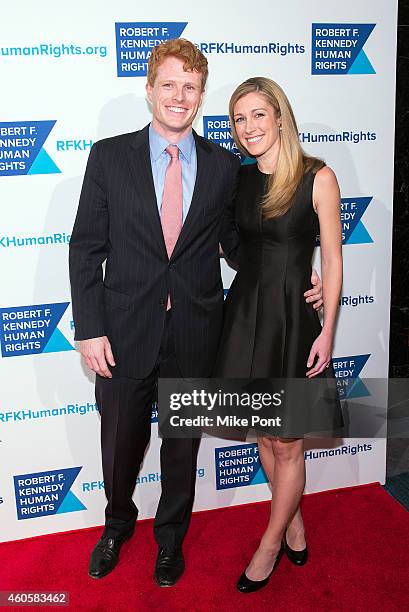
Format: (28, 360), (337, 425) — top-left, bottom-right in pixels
(149, 123), (197, 223)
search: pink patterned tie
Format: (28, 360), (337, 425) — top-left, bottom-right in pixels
(161, 145), (183, 309)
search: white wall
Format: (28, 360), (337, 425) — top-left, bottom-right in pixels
(0, 0), (397, 541)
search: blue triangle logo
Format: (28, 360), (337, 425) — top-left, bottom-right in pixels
(43, 328), (74, 353)
(347, 378), (370, 399)
(251, 465), (268, 485)
(348, 49), (376, 75)
(347, 220), (373, 244)
(57, 490), (86, 514)
(28, 148), (61, 175)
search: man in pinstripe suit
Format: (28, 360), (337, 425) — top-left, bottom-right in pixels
(69, 38), (322, 586)
(69, 38), (241, 586)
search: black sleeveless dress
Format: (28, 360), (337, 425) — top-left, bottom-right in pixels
(214, 163), (343, 436)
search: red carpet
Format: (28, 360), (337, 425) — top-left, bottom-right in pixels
(1, 484), (408, 611)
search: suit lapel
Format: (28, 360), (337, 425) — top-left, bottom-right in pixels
(171, 131), (212, 260)
(127, 125), (167, 256)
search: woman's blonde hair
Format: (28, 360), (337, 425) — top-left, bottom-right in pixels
(229, 77), (324, 218)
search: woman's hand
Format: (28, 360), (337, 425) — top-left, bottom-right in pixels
(306, 331), (332, 378)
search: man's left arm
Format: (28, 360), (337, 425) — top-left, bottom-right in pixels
(219, 154), (241, 267)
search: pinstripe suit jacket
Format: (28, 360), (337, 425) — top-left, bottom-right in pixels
(69, 124), (241, 378)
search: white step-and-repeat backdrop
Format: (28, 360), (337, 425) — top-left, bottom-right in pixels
(0, 0), (397, 542)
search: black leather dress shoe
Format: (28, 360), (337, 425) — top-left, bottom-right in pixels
(154, 547), (185, 587)
(88, 530), (133, 579)
(237, 547), (283, 593)
(283, 532), (308, 566)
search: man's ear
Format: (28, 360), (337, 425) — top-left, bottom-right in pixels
(146, 82), (152, 103)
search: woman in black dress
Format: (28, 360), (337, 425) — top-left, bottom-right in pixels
(215, 77), (343, 592)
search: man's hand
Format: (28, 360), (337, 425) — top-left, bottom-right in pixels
(79, 336), (115, 378)
(304, 268), (323, 310)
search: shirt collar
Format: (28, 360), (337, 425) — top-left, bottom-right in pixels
(149, 123), (195, 163)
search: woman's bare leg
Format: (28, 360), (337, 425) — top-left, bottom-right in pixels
(245, 437), (305, 580)
(257, 437), (306, 551)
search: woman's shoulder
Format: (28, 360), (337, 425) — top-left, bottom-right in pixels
(303, 158), (338, 189)
(312, 165), (340, 213)
(312, 165), (338, 188)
